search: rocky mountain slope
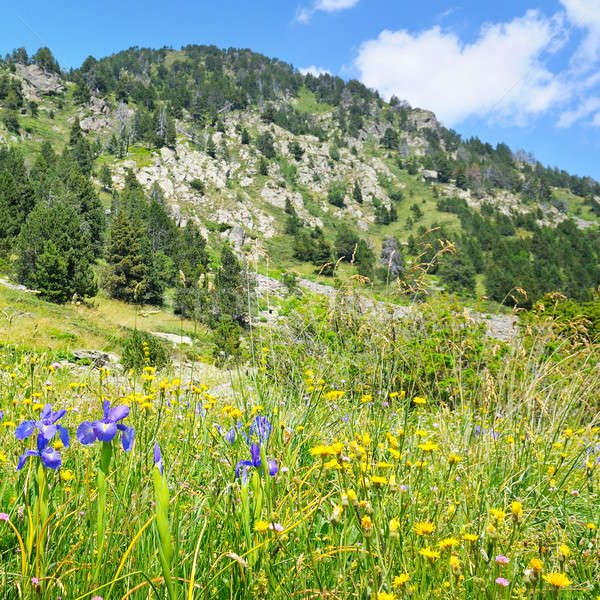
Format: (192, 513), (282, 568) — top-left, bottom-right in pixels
(2, 44), (600, 309)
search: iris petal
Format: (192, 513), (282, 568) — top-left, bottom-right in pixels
(118, 425), (135, 452)
(40, 447), (61, 469)
(108, 405), (129, 422)
(57, 425), (70, 448)
(250, 443), (261, 467)
(235, 460), (253, 478)
(94, 420), (117, 442)
(15, 421), (35, 440)
(267, 459), (279, 477)
(17, 450), (38, 471)
(76, 421), (97, 445)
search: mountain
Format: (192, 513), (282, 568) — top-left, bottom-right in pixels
(2, 44), (600, 314)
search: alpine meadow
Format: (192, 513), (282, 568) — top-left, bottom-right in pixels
(1, 16), (600, 600)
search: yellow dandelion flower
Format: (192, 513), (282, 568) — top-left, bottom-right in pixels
(419, 547), (440, 561)
(438, 537), (460, 550)
(528, 558), (543, 573)
(448, 452), (461, 464)
(542, 573), (572, 588)
(490, 508), (506, 523)
(511, 501), (523, 519)
(377, 593), (396, 600)
(254, 521), (270, 533)
(393, 573), (410, 587)
(413, 396), (426, 405)
(414, 522), (435, 536)
(417, 441), (439, 452)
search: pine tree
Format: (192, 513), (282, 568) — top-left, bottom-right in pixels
(100, 163), (112, 190)
(17, 202), (97, 302)
(104, 211), (146, 302)
(241, 128), (250, 145)
(352, 181), (363, 204)
(214, 245), (248, 326)
(31, 241), (70, 303)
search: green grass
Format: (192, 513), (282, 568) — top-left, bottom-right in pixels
(0, 293), (598, 599)
(295, 86), (334, 115)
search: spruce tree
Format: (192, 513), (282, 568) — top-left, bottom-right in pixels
(31, 241), (70, 303)
(352, 181), (363, 204)
(104, 211), (146, 302)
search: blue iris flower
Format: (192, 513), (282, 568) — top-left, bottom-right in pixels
(15, 404), (70, 448)
(17, 434), (62, 470)
(154, 442), (163, 475)
(76, 400), (135, 451)
(235, 442), (278, 483)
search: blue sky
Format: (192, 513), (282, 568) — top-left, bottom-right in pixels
(3, 0), (600, 180)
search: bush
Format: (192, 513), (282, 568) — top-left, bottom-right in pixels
(189, 179), (205, 193)
(121, 329), (170, 372)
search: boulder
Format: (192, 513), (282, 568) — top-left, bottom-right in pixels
(16, 64), (64, 95)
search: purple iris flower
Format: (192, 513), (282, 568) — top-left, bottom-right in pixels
(15, 404), (70, 448)
(225, 427), (236, 443)
(154, 442), (163, 475)
(17, 434), (62, 470)
(235, 442), (278, 483)
(76, 400), (135, 451)
(0, 410), (4, 421)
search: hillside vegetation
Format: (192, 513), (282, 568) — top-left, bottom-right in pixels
(0, 44), (600, 600)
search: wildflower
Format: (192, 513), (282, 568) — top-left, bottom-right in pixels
(448, 452), (461, 464)
(419, 547), (440, 561)
(413, 396), (426, 405)
(331, 504), (343, 524)
(254, 521), (270, 533)
(496, 555), (510, 566)
(495, 577), (509, 588)
(417, 441), (439, 452)
(235, 443), (278, 483)
(542, 573), (572, 588)
(361, 515), (373, 536)
(154, 443), (163, 475)
(0, 513), (9, 521)
(17, 435), (61, 470)
(463, 533), (478, 543)
(15, 404), (70, 448)
(449, 555), (461, 573)
(414, 521), (435, 536)
(371, 475), (388, 486)
(60, 469), (75, 482)
(585, 522), (596, 530)
(377, 593), (396, 600)
(76, 400), (135, 451)
(310, 445), (334, 458)
(511, 501), (523, 520)
(393, 573), (410, 587)
(526, 556), (541, 570)
(558, 543), (570, 560)
(490, 508), (506, 523)
(389, 518), (400, 538)
(438, 537), (460, 550)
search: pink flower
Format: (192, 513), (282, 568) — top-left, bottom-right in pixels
(495, 555), (510, 565)
(0, 513), (9, 522)
(495, 577), (509, 587)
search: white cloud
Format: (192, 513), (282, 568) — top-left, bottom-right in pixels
(296, 0), (358, 23)
(316, 0), (359, 11)
(299, 65), (332, 76)
(354, 10), (568, 126)
(560, 0), (600, 66)
(558, 96), (600, 127)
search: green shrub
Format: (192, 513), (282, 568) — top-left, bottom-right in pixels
(121, 329), (170, 371)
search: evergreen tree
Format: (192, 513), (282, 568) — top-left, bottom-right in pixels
(31, 241), (70, 303)
(355, 239), (375, 279)
(241, 128), (250, 145)
(104, 211), (146, 302)
(206, 135), (216, 158)
(381, 127), (399, 150)
(352, 181), (363, 204)
(17, 202), (97, 302)
(100, 163), (112, 190)
(214, 245), (248, 326)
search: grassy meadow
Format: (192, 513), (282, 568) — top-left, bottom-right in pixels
(0, 285), (599, 600)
